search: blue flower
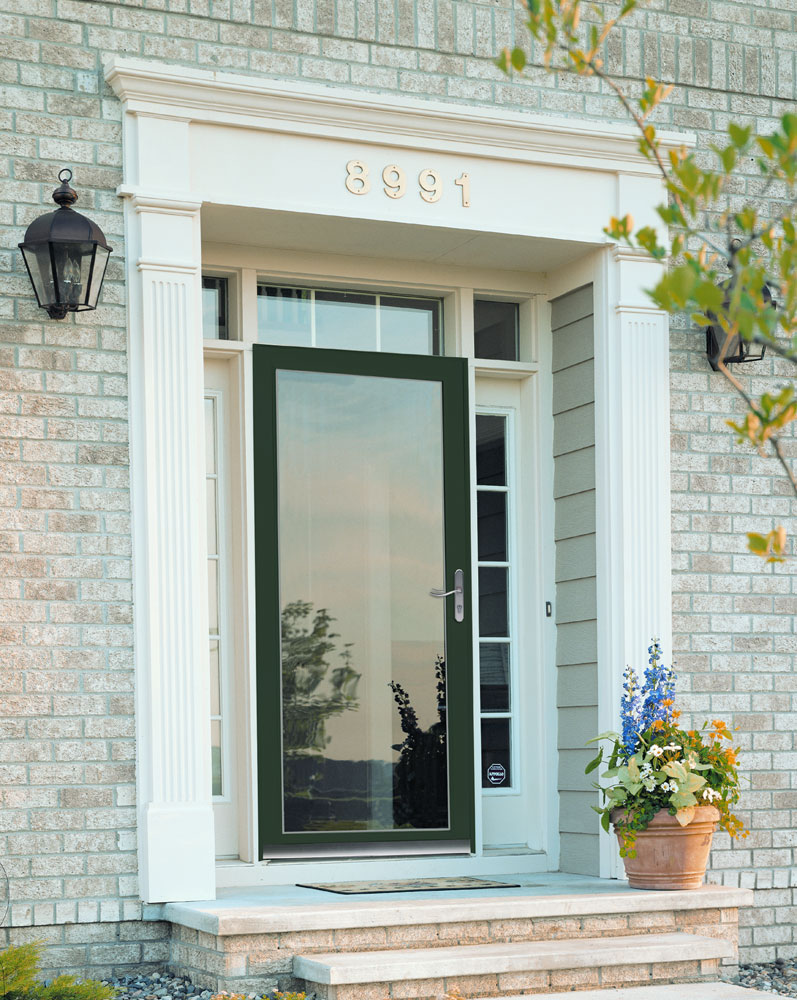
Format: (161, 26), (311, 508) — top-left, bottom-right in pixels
(619, 640), (676, 758)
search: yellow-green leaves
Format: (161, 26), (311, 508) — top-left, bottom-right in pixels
(496, 46), (528, 72)
(639, 78), (673, 120)
(728, 123), (752, 149)
(747, 527), (788, 564)
(728, 386), (797, 453)
(491, 0), (797, 560)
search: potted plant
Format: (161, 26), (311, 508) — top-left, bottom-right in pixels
(586, 641), (748, 889)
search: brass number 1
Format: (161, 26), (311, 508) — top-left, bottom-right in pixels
(455, 172), (470, 208)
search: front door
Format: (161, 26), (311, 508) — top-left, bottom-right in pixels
(254, 346), (473, 858)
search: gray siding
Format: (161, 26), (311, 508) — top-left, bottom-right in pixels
(551, 285), (599, 876)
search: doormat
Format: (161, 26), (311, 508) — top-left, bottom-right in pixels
(296, 876), (521, 894)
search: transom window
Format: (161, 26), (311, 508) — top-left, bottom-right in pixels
(257, 285), (442, 355)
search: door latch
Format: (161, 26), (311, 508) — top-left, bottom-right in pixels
(430, 568), (465, 623)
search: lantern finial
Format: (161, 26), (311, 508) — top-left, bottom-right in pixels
(52, 168), (78, 209)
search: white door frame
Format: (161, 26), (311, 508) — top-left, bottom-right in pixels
(107, 57), (689, 902)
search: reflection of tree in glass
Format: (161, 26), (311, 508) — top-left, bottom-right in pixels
(389, 655), (448, 829)
(281, 600), (360, 756)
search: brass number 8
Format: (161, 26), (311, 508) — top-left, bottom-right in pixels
(345, 160), (370, 195)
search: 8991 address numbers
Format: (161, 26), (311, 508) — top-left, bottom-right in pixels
(345, 160), (471, 208)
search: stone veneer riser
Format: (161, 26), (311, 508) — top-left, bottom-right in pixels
(309, 959), (724, 1000)
(0, 0), (795, 969)
(167, 907), (741, 994)
(0, 920), (170, 981)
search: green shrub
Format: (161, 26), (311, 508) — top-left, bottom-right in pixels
(0, 943), (116, 1000)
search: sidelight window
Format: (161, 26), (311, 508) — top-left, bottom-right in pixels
(476, 411), (516, 790)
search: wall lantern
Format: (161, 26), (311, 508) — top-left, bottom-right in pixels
(705, 281), (771, 372)
(18, 169), (112, 320)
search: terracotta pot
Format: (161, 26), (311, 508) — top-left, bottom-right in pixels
(611, 805), (720, 890)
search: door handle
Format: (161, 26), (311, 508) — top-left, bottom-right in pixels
(429, 568), (465, 623)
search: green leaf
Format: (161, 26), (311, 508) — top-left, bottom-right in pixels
(601, 810), (611, 833)
(585, 747), (603, 774)
(510, 46), (527, 71)
(587, 730), (620, 744)
(694, 281), (724, 312)
(720, 146), (737, 172)
(728, 123), (751, 148)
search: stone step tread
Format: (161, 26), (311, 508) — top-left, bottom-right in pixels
(293, 932), (734, 984)
(166, 885), (753, 936)
(486, 986), (770, 1000)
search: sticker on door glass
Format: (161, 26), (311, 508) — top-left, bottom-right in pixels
(486, 762), (506, 785)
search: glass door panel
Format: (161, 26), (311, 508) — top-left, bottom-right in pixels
(254, 346), (472, 853)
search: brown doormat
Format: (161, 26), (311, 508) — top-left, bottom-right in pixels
(296, 876), (522, 894)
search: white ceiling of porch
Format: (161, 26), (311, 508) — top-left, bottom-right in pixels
(200, 203), (601, 274)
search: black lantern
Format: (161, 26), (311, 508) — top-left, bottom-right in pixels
(705, 281), (770, 371)
(18, 169), (112, 320)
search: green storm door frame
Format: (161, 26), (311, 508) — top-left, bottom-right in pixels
(253, 344), (474, 856)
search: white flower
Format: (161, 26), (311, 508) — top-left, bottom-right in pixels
(702, 788), (721, 802)
(661, 780), (678, 794)
(648, 745), (664, 758)
(664, 743), (681, 754)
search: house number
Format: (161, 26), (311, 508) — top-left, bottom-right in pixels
(345, 160), (471, 207)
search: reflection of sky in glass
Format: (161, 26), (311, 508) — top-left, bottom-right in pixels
(276, 370), (447, 777)
(258, 288), (312, 347)
(256, 287), (440, 355)
(381, 304), (433, 354)
(314, 295), (376, 350)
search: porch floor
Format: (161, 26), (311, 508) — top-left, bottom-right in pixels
(158, 872), (753, 935)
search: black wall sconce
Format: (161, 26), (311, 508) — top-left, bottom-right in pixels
(705, 281), (771, 372)
(18, 169), (112, 320)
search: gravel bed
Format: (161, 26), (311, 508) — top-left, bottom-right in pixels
(733, 959), (797, 995)
(107, 973), (209, 1000)
(105, 972), (298, 1000)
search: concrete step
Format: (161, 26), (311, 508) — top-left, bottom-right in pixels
(294, 931), (735, 999)
(494, 985), (773, 1000)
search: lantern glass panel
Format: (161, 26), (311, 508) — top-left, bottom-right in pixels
(52, 243), (83, 307)
(21, 245), (56, 308)
(86, 246), (110, 309)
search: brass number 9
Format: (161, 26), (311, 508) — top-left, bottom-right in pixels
(382, 164), (406, 199)
(418, 168), (441, 203)
(345, 160), (370, 195)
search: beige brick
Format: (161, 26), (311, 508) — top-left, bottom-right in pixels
(443, 973), (498, 995)
(497, 969), (549, 991)
(550, 967), (600, 989)
(651, 960), (701, 979)
(390, 978), (444, 999)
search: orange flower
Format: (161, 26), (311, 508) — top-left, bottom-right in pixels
(652, 719), (664, 730)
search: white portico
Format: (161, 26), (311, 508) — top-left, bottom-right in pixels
(106, 57), (683, 905)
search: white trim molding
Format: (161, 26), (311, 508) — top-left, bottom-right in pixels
(105, 58), (694, 178)
(124, 181), (215, 902)
(108, 57), (685, 894)
(593, 246), (673, 879)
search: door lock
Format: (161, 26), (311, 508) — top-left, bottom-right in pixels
(429, 568), (465, 622)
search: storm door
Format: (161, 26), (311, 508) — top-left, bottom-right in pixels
(254, 346), (473, 856)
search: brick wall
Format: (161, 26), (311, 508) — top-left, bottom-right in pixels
(0, 0), (795, 967)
